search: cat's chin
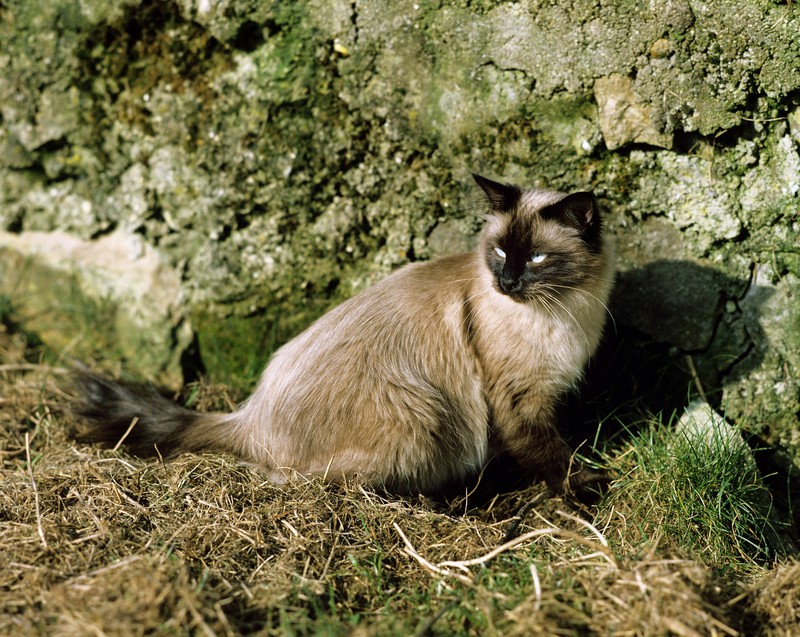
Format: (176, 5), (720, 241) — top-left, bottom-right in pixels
(493, 286), (530, 304)
(504, 291), (541, 306)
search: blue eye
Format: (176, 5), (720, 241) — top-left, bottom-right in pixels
(494, 246), (506, 259)
(530, 253), (547, 264)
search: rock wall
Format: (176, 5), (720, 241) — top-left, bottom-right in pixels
(0, 1), (798, 461)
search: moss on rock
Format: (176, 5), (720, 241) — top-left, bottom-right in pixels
(0, 0), (797, 460)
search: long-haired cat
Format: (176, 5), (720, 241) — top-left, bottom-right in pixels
(73, 174), (615, 497)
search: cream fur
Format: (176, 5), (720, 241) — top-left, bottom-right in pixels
(177, 185), (617, 494)
(76, 180), (617, 496)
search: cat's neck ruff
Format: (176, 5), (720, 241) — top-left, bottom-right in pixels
(472, 257), (608, 386)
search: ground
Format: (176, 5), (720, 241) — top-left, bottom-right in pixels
(1, 321), (798, 636)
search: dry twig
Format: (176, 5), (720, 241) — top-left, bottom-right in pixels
(111, 417), (139, 453)
(395, 508), (618, 588)
(25, 432), (48, 549)
(393, 522), (472, 585)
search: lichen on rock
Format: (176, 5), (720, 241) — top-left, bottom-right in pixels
(0, 229), (192, 386)
(0, 0), (797, 465)
(594, 74), (672, 150)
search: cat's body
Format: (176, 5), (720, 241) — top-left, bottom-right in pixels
(74, 175), (615, 496)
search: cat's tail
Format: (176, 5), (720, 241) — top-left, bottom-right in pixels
(69, 370), (250, 461)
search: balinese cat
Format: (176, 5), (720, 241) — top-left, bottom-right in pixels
(73, 174), (615, 497)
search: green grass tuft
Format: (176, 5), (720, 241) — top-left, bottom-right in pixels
(600, 409), (784, 567)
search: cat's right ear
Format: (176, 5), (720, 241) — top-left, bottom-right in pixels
(473, 174), (521, 213)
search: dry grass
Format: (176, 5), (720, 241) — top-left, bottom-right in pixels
(1, 323), (799, 636)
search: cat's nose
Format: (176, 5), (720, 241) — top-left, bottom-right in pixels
(499, 274), (519, 294)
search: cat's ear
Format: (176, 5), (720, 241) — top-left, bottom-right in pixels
(546, 191), (601, 234)
(473, 174), (521, 213)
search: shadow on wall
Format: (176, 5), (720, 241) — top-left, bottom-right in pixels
(566, 259), (800, 532)
(456, 259), (774, 505)
(574, 258), (773, 433)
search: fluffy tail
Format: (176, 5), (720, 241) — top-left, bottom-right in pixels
(70, 370), (240, 459)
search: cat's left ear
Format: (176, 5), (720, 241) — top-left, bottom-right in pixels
(548, 191), (602, 240)
(473, 173), (521, 213)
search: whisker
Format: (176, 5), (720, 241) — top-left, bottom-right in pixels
(546, 283), (616, 332)
(537, 294), (560, 326)
(538, 289), (590, 349)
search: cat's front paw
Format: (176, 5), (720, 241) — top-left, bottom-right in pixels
(564, 464), (612, 504)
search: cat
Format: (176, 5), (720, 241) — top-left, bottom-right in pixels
(73, 174), (615, 498)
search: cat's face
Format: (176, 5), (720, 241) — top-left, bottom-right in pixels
(474, 174), (605, 305)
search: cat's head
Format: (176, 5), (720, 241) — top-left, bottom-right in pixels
(474, 173), (607, 304)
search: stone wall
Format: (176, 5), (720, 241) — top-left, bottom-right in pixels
(1, 1), (798, 461)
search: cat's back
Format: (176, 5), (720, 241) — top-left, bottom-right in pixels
(250, 251), (482, 398)
(242, 251), (488, 487)
(289, 251), (477, 345)
(364, 251), (477, 310)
